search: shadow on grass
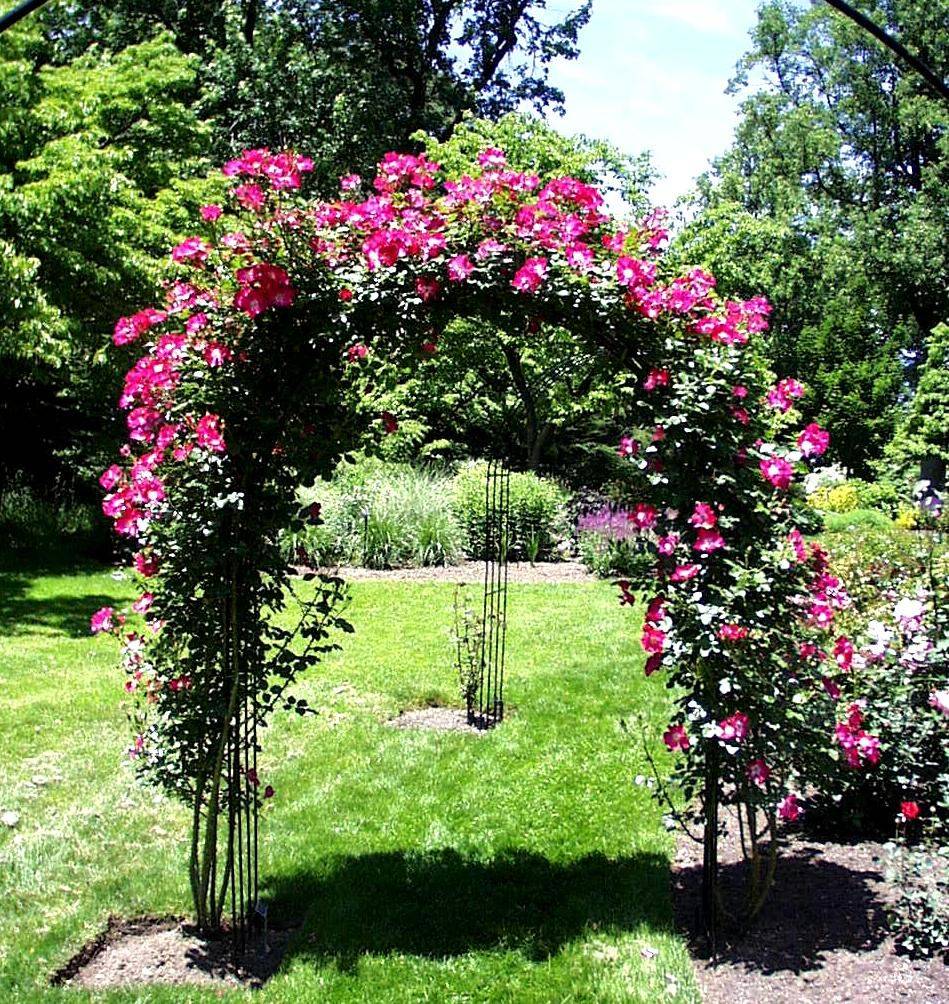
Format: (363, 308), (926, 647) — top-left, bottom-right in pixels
(266, 848), (670, 971)
(0, 553), (117, 638)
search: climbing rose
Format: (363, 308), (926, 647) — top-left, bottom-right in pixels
(778, 793), (801, 821)
(669, 563), (699, 583)
(760, 457), (793, 491)
(797, 423), (830, 458)
(233, 183), (266, 211)
(719, 624), (749, 642)
(447, 254), (474, 282)
(615, 256), (656, 287)
(900, 801), (920, 821)
(381, 411), (398, 434)
(656, 533), (679, 556)
(929, 690), (949, 717)
(641, 625), (666, 654)
(645, 596), (667, 623)
(90, 607), (116, 634)
(746, 759), (770, 787)
(689, 503), (717, 529)
(203, 343), (232, 368)
(132, 593), (154, 615)
(617, 436), (639, 458)
(416, 276), (440, 302)
(833, 636), (854, 671)
(133, 551), (158, 577)
(628, 503), (658, 531)
(643, 368), (669, 391)
(694, 528), (725, 553)
(833, 704), (881, 767)
(663, 724), (690, 751)
(234, 263), (295, 317)
(171, 236), (212, 266)
(347, 344), (368, 363)
(616, 580), (635, 606)
(715, 711), (750, 744)
(195, 414), (226, 453)
(766, 378), (805, 413)
(200, 204), (222, 222)
(511, 256), (548, 293)
(99, 465), (123, 490)
(789, 528), (807, 562)
(478, 147), (506, 168)
(113, 308), (166, 347)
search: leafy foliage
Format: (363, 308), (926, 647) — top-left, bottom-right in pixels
(0, 28), (216, 493)
(677, 0), (949, 474)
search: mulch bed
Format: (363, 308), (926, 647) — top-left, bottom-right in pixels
(386, 705), (494, 734)
(51, 915), (294, 991)
(674, 820), (948, 1003)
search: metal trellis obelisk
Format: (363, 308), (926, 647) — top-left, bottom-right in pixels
(467, 460), (510, 729)
(227, 666), (260, 954)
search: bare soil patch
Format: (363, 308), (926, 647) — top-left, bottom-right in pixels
(52, 915), (294, 991)
(299, 560), (595, 584)
(674, 823), (948, 1003)
(386, 705), (493, 734)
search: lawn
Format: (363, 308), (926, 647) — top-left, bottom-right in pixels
(0, 557), (699, 1003)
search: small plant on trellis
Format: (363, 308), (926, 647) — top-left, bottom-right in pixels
(452, 584), (483, 711)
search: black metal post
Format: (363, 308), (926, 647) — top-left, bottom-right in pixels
(0, 0), (51, 36)
(471, 460), (510, 729)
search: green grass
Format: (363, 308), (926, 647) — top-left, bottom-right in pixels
(0, 558), (698, 1003)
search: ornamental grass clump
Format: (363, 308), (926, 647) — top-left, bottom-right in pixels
(90, 140), (877, 942)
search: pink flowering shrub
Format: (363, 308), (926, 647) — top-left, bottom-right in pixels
(805, 501), (948, 839)
(93, 142), (872, 936)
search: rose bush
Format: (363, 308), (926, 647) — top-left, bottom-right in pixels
(90, 142), (874, 938)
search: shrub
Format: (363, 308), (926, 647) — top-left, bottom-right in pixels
(575, 504), (645, 578)
(895, 506), (918, 530)
(452, 461), (567, 561)
(808, 477), (902, 517)
(807, 509), (948, 838)
(822, 508), (894, 534)
(809, 481), (861, 513)
(886, 842), (949, 959)
(286, 459), (465, 569)
(0, 477), (109, 560)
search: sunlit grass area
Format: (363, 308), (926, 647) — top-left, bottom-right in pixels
(0, 557), (698, 1002)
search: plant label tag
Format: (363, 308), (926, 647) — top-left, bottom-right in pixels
(255, 899), (268, 918)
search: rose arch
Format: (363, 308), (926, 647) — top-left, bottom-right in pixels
(93, 146), (871, 945)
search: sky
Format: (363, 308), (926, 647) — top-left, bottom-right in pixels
(545, 1), (764, 207)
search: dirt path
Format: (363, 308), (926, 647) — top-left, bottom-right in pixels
(301, 560), (597, 585)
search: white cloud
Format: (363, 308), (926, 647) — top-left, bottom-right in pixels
(650, 0), (745, 36)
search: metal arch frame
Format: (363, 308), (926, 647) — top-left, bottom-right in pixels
(0, 0), (51, 36)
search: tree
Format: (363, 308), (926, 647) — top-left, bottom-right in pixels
(679, 0), (948, 474)
(897, 322), (949, 490)
(0, 28), (217, 495)
(40, 1), (592, 191)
